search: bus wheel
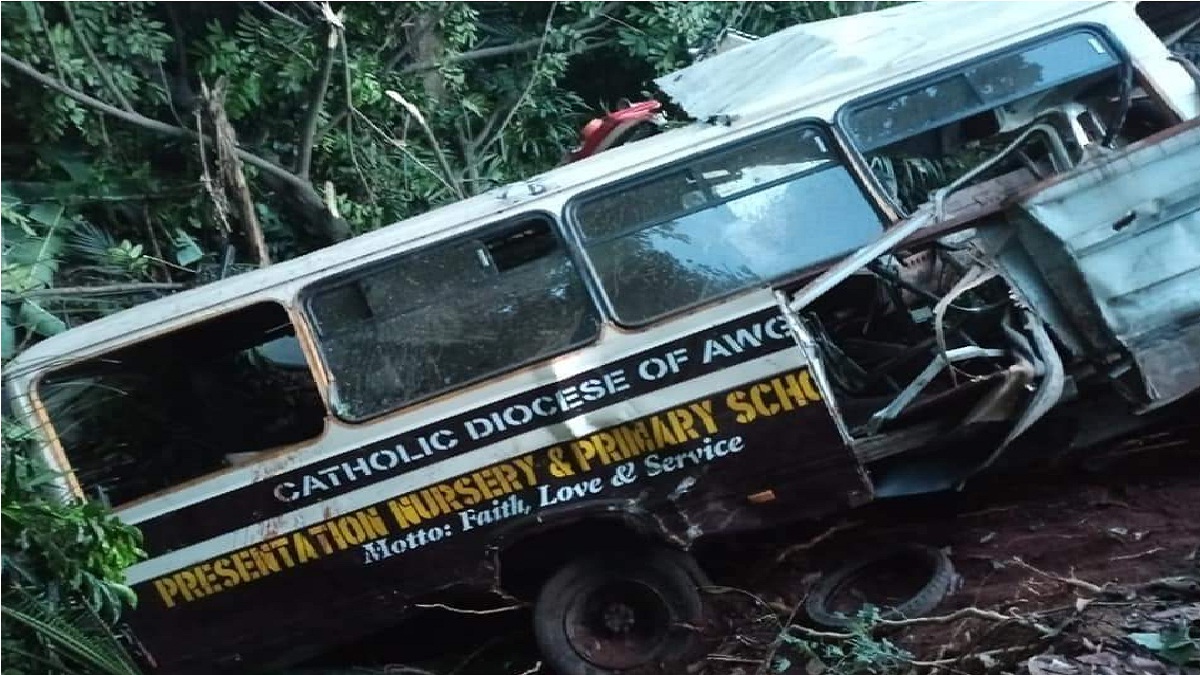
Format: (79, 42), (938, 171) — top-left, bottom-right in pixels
(533, 548), (704, 674)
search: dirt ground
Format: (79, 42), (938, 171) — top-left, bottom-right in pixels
(305, 421), (1200, 675)
(693, 420), (1200, 674)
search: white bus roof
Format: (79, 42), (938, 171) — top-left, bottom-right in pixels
(658, 1), (1113, 121)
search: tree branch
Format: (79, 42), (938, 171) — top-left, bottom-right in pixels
(3, 283), (186, 300)
(388, 3), (451, 72)
(396, 2), (623, 75)
(63, 2), (134, 112)
(1, 52), (351, 244)
(320, 3), (618, 142)
(476, 3), (559, 160)
(296, 25), (338, 179)
(471, 103), (506, 150)
(458, 120), (482, 195)
(382, 92), (465, 199)
(2, 52), (191, 138)
(255, 0), (308, 29)
(339, 30), (381, 204)
(400, 38), (542, 75)
(353, 109), (460, 197)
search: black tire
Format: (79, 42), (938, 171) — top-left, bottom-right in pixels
(805, 544), (955, 629)
(533, 548), (704, 675)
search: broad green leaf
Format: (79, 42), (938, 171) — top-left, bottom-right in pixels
(27, 203), (64, 227)
(17, 300), (67, 337)
(170, 229), (204, 266)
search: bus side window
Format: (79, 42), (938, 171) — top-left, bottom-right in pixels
(305, 216), (601, 422)
(38, 302), (327, 506)
(571, 125), (885, 326)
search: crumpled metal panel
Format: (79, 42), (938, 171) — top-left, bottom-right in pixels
(1005, 122), (1200, 411)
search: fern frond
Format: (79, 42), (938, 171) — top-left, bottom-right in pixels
(1, 593), (141, 675)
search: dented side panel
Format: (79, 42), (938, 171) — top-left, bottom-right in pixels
(1001, 121), (1200, 410)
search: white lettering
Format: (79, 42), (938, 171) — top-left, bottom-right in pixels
(537, 478), (604, 506)
(368, 448), (400, 472)
(643, 435), (745, 477)
(273, 481), (299, 502)
(458, 495), (530, 531)
(464, 417), (494, 441)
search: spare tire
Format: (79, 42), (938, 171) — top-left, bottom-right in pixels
(805, 544), (955, 628)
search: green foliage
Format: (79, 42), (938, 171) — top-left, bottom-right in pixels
(2, 421), (146, 617)
(776, 607), (914, 674)
(4, 1), (888, 274)
(1, 158), (190, 359)
(1, 419), (146, 674)
(2, 593), (142, 675)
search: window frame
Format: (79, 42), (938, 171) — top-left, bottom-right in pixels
(564, 120), (887, 329)
(834, 24), (1129, 215)
(34, 299), (328, 507)
(299, 211), (604, 423)
(838, 25), (1125, 152)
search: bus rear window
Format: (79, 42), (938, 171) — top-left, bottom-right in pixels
(305, 217), (601, 421)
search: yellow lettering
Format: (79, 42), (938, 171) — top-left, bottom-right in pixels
(592, 431), (620, 465)
(775, 372), (809, 408)
(356, 507), (389, 540)
(649, 415), (677, 446)
(548, 446), (575, 477)
(154, 578), (180, 608)
(512, 453), (537, 485)
(495, 463), (519, 493)
(570, 439), (597, 472)
(726, 390), (757, 424)
(176, 570), (201, 601)
(270, 538), (297, 568)
(688, 400), (717, 434)
(750, 383), (781, 418)
(387, 496), (422, 529)
(249, 543), (282, 574)
(212, 558), (240, 590)
(434, 484), (463, 511)
(293, 531), (320, 563)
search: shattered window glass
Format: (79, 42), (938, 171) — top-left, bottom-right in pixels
(307, 219), (600, 421)
(575, 172), (695, 240)
(965, 32), (1117, 101)
(848, 77), (983, 150)
(574, 126), (884, 325)
(846, 30), (1119, 151)
(696, 127), (834, 199)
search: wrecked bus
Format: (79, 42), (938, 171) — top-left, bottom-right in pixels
(3, 2), (1199, 673)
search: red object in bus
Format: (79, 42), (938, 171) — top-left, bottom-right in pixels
(567, 100), (664, 162)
